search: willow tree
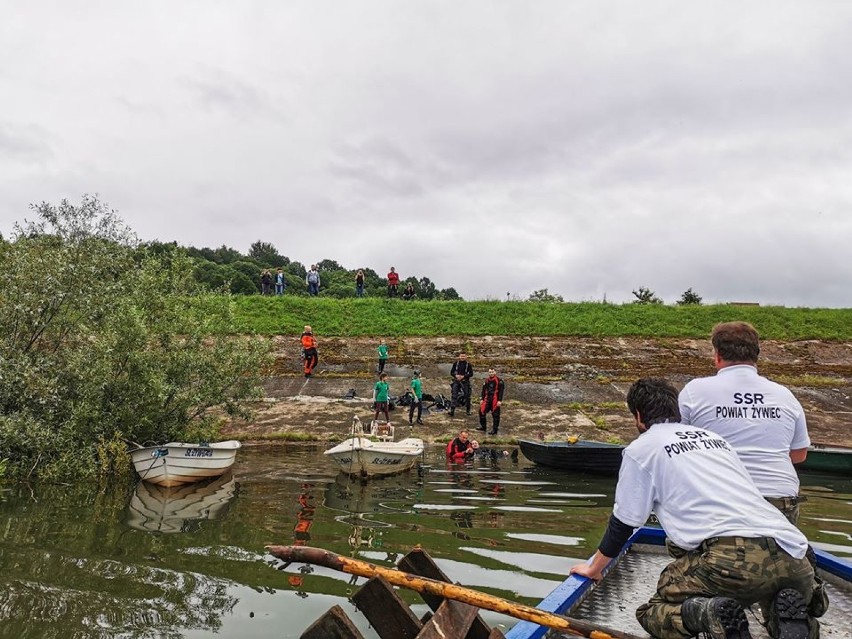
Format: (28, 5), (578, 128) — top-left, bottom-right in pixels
(0, 196), (270, 480)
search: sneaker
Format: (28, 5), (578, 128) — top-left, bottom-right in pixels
(466, 410), (471, 415)
(488, 431), (498, 436)
(681, 597), (752, 639)
(772, 589), (809, 639)
(416, 419), (424, 425)
(475, 426), (486, 432)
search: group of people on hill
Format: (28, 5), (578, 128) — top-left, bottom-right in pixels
(260, 265), (419, 299)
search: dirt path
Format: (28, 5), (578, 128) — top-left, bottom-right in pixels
(221, 336), (852, 447)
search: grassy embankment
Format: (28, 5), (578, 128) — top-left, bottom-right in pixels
(232, 296), (852, 339)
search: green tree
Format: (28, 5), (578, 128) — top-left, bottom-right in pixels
(528, 288), (564, 303)
(249, 240), (288, 266)
(677, 288), (703, 305)
(632, 286), (663, 305)
(0, 196), (270, 481)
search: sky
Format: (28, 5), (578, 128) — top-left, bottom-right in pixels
(2, 1), (851, 306)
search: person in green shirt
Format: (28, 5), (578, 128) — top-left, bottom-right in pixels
(377, 340), (389, 374)
(373, 372), (390, 423)
(409, 370), (424, 425)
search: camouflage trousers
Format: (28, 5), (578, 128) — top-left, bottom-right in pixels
(637, 536), (816, 639)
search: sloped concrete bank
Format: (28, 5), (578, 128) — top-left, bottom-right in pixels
(221, 336), (852, 447)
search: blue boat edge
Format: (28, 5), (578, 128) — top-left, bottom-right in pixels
(504, 526), (852, 639)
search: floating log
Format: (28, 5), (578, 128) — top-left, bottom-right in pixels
(268, 545), (641, 639)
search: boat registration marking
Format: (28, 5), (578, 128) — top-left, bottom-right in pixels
(184, 448), (214, 458)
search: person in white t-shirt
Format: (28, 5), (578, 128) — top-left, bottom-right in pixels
(570, 378), (817, 639)
(678, 321), (809, 523)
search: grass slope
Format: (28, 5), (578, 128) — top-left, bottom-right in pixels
(232, 297), (852, 340)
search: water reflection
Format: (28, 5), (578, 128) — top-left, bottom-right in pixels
(0, 446), (848, 639)
(126, 473), (238, 534)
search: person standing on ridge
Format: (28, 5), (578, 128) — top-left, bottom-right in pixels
(355, 269), (365, 297)
(449, 352), (474, 417)
(306, 265), (321, 296)
(409, 370), (424, 425)
(377, 339), (389, 374)
(300, 325), (318, 378)
(477, 368), (504, 436)
(387, 267), (400, 297)
(275, 268), (286, 295)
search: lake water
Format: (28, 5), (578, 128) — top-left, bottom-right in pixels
(0, 444), (849, 638)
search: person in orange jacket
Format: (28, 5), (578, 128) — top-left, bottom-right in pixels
(300, 325), (318, 377)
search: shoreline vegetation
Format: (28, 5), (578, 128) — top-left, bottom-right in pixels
(2, 197), (850, 481)
(231, 296), (852, 340)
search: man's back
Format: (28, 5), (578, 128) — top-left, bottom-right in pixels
(616, 422), (807, 558)
(678, 365), (809, 498)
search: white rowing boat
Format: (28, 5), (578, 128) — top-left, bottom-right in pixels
(130, 440), (241, 487)
(324, 416), (424, 478)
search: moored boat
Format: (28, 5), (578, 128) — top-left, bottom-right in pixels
(518, 438), (624, 475)
(324, 416), (424, 478)
(130, 440), (241, 487)
(798, 443), (852, 475)
(505, 526), (852, 639)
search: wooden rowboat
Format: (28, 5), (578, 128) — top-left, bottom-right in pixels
(130, 440), (240, 487)
(518, 438), (624, 475)
(505, 526), (852, 639)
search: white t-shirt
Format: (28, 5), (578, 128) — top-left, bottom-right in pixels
(678, 365), (809, 498)
(613, 422), (808, 558)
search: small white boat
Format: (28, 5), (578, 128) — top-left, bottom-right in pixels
(130, 440), (241, 487)
(126, 473), (238, 533)
(324, 417), (424, 478)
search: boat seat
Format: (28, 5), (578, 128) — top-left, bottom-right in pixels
(371, 421), (395, 441)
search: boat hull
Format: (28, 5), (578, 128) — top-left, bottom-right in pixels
(130, 440), (240, 487)
(506, 526), (852, 639)
(799, 446), (852, 475)
(518, 439), (624, 475)
(324, 437), (424, 478)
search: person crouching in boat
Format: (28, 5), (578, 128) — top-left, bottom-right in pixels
(300, 325), (318, 377)
(446, 430), (475, 460)
(570, 377), (818, 639)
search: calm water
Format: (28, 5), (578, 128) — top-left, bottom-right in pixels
(0, 444), (849, 638)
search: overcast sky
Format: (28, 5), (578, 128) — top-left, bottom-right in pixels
(2, 2), (851, 306)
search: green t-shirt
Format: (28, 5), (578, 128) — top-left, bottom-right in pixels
(374, 380), (389, 402)
(377, 344), (389, 360)
(411, 377), (422, 400)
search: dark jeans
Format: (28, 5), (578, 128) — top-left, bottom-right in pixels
(388, 284), (398, 297)
(308, 283), (319, 296)
(275, 284), (285, 295)
(409, 399), (422, 423)
(356, 284), (364, 297)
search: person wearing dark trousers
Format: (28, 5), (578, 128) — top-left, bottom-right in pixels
(449, 352), (473, 417)
(477, 368), (505, 435)
(377, 339), (389, 374)
(300, 325), (318, 377)
(387, 266), (400, 297)
(408, 370), (424, 425)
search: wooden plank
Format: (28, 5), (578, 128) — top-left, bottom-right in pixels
(399, 548), (492, 639)
(416, 598), (479, 639)
(300, 604), (365, 639)
(352, 576), (422, 639)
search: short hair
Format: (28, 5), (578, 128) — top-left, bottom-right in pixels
(379, 372), (388, 380)
(711, 321), (760, 363)
(626, 378), (680, 426)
